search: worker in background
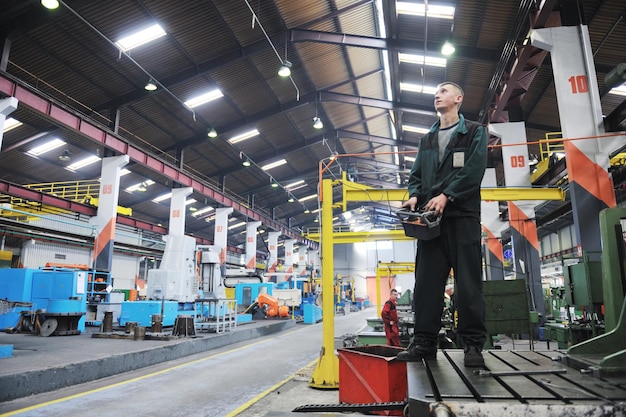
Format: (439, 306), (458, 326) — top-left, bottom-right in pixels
(381, 288), (401, 347)
(444, 283), (455, 313)
(396, 81), (488, 367)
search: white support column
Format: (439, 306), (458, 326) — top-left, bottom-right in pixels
(0, 97), (18, 150)
(489, 122), (544, 320)
(531, 25), (618, 260)
(169, 188), (192, 236)
(153, 187), (198, 302)
(267, 231), (280, 282)
(284, 239), (296, 281)
(481, 168), (506, 281)
(214, 207), (233, 266)
(297, 248), (308, 277)
(245, 221), (262, 270)
(91, 155), (129, 271)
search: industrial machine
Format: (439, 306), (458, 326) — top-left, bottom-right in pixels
(146, 234), (198, 302)
(246, 292), (289, 319)
(0, 267), (88, 336)
(120, 244), (231, 329)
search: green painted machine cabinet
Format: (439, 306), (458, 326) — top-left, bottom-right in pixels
(483, 279), (532, 337)
(564, 261), (603, 309)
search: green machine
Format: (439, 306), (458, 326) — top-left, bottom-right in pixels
(564, 207), (626, 375)
(543, 256), (605, 349)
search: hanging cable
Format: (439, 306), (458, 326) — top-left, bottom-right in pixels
(57, 1), (197, 122)
(243, 0), (300, 100)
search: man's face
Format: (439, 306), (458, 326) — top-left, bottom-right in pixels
(434, 84), (462, 112)
(391, 291), (399, 300)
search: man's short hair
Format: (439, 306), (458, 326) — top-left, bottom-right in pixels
(391, 288), (398, 294)
(437, 81), (464, 97)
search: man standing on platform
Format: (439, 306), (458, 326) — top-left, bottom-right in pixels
(396, 82), (488, 367)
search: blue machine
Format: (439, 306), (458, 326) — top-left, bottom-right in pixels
(234, 282), (274, 308)
(0, 268), (87, 333)
(119, 300), (180, 327)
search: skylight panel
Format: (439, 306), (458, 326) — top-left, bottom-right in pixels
(27, 138), (66, 156)
(115, 24), (166, 51)
(397, 2), (455, 19)
(403, 124), (431, 134)
(400, 83), (438, 95)
(3, 118), (22, 132)
(399, 53), (447, 68)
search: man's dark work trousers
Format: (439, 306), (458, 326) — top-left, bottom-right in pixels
(412, 216), (486, 347)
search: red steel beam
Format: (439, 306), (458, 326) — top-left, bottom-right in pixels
(490, 0), (561, 123)
(0, 73), (312, 249)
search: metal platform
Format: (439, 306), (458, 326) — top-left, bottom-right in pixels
(406, 349), (626, 416)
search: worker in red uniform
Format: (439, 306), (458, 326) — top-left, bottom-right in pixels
(381, 289), (401, 346)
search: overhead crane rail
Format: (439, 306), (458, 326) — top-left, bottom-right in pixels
(304, 173), (565, 242)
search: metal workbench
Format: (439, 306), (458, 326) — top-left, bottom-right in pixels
(406, 349), (626, 417)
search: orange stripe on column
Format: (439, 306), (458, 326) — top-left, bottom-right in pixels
(565, 141), (617, 208)
(508, 202), (539, 250)
(93, 218), (115, 260)
(246, 257), (255, 269)
(484, 227), (504, 263)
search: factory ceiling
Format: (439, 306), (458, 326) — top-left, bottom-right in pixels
(0, 0), (625, 255)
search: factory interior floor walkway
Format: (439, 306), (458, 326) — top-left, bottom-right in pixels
(0, 305), (577, 417)
(0, 307), (372, 416)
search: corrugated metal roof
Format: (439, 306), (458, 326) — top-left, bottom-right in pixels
(0, 0), (624, 253)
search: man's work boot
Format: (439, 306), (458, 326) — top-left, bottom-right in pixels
(396, 341), (437, 362)
(463, 345), (485, 367)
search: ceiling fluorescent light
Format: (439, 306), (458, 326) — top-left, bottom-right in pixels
(400, 83), (438, 95)
(184, 89), (224, 109)
(399, 53), (447, 68)
(609, 85), (626, 96)
(66, 155), (101, 171)
(185, 199), (197, 205)
(298, 194), (318, 202)
(153, 192), (172, 203)
(405, 155), (416, 163)
(403, 124), (431, 134)
(27, 138), (66, 156)
(261, 159), (287, 171)
(126, 179), (154, 193)
(120, 169), (132, 176)
(229, 129), (259, 144)
(192, 206), (214, 217)
(3, 118), (23, 133)
(396, 2), (455, 19)
(228, 221), (246, 230)
(285, 180), (305, 189)
(115, 24), (166, 52)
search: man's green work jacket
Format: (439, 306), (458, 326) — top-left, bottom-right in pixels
(407, 114), (487, 219)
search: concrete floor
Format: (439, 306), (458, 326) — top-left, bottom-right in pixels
(0, 308), (372, 416)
